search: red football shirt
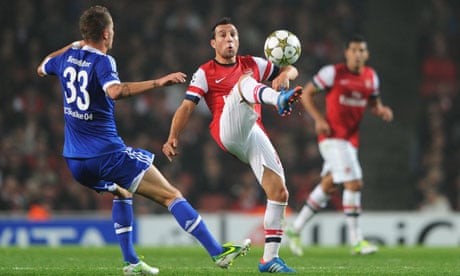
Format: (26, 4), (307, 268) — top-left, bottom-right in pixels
(185, 55), (276, 149)
(313, 63), (380, 148)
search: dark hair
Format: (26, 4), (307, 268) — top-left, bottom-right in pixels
(79, 5), (112, 42)
(344, 34), (366, 49)
(211, 17), (233, 39)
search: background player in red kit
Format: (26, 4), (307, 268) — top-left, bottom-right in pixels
(286, 34), (393, 256)
(163, 17), (302, 273)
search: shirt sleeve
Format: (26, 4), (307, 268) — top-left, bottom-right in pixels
(95, 55), (121, 93)
(371, 69), (380, 97)
(42, 56), (60, 76)
(185, 68), (207, 104)
(252, 56), (280, 81)
(313, 65), (335, 90)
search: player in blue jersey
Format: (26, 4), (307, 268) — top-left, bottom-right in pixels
(37, 6), (250, 275)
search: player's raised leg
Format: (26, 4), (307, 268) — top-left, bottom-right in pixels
(277, 86), (303, 116)
(236, 75), (302, 116)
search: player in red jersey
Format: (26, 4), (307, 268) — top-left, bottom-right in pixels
(163, 18), (302, 273)
(286, 34), (393, 256)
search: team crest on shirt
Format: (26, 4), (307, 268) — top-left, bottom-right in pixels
(351, 92), (362, 98)
(365, 79), (372, 88)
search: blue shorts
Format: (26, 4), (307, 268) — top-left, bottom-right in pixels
(66, 147), (154, 193)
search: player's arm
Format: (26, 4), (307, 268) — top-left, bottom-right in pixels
(106, 72), (187, 100)
(271, 65), (298, 90)
(368, 97), (393, 122)
(300, 81), (331, 136)
(162, 99), (196, 161)
(37, 40), (85, 77)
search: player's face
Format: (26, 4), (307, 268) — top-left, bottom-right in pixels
(211, 24), (239, 63)
(344, 41), (369, 72)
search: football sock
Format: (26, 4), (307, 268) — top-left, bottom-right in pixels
(168, 198), (222, 257)
(112, 198), (139, 264)
(292, 185), (329, 232)
(238, 76), (279, 105)
(343, 189), (363, 245)
(262, 200), (286, 262)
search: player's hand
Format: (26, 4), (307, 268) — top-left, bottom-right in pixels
(162, 138), (179, 162)
(379, 106), (394, 122)
(72, 40), (85, 49)
(156, 72), (187, 87)
(315, 118), (331, 136)
(370, 104), (393, 122)
(272, 73), (290, 90)
(272, 79), (290, 91)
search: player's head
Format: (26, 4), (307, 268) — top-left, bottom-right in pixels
(344, 34), (369, 72)
(79, 6), (114, 51)
(211, 17), (239, 64)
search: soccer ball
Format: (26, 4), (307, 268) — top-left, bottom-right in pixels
(264, 30), (301, 66)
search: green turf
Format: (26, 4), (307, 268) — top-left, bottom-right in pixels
(0, 246), (459, 275)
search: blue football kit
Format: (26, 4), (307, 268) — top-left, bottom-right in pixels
(42, 45), (152, 192)
(42, 44), (232, 263)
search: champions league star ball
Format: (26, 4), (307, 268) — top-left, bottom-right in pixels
(264, 30), (301, 66)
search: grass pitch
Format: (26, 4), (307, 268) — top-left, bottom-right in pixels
(0, 246), (459, 275)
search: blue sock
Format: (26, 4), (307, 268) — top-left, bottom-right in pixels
(169, 198), (223, 257)
(112, 198), (139, 264)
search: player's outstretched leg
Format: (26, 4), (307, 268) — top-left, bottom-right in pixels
(277, 86), (303, 116)
(123, 260), (159, 275)
(168, 198), (251, 268)
(258, 257), (296, 273)
(213, 238), (252, 269)
(236, 76), (302, 115)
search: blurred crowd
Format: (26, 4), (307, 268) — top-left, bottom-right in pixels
(0, 0), (459, 217)
(413, 0), (460, 212)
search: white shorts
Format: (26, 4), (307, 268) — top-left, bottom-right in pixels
(319, 139), (362, 183)
(219, 86), (285, 184)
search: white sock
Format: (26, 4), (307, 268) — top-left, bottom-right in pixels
(239, 76), (279, 105)
(262, 200), (286, 262)
(292, 185), (329, 232)
(343, 189), (363, 246)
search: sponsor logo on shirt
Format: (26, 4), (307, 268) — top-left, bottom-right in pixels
(339, 93), (367, 107)
(215, 77), (226, 83)
(64, 107), (94, 121)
